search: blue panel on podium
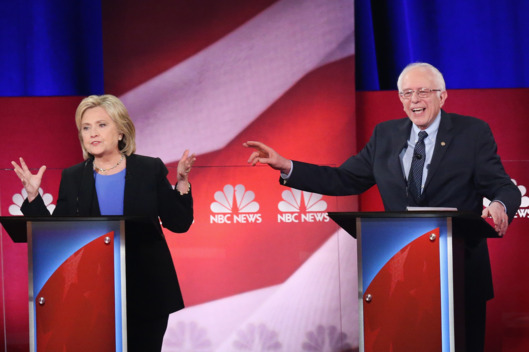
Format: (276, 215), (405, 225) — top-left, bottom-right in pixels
(359, 217), (448, 290)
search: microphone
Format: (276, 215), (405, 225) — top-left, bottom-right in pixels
(414, 153), (422, 160)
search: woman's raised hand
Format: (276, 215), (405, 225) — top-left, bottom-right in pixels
(11, 158), (46, 203)
(176, 150), (196, 195)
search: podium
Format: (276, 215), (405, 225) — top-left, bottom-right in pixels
(0, 216), (132, 352)
(328, 211), (499, 352)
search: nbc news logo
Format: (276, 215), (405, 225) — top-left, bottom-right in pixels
(210, 184), (262, 224)
(277, 189), (329, 223)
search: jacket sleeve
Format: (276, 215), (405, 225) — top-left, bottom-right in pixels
(281, 127), (377, 196)
(155, 158), (194, 233)
(20, 166), (90, 217)
(473, 122), (521, 221)
(20, 193), (51, 216)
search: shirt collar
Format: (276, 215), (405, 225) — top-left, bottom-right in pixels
(411, 110), (441, 142)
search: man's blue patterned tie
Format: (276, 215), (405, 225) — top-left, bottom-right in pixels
(408, 131), (428, 203)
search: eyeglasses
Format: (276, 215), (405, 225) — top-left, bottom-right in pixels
(399, 88), (442, 99)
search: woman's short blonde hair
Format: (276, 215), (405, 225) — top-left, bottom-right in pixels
(75, 94), (136, 159)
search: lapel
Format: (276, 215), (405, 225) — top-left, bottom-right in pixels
(77, 158), (100, 215)
(391, 118), (413, 186)
(122, 154), (137, 216)
(423, 110), (453, 191)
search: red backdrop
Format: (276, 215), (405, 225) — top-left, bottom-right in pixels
(2, 89), (527, 352)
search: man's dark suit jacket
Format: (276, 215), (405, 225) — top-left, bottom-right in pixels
(284, 110), (521, 301)
(21, 153), (193, 318)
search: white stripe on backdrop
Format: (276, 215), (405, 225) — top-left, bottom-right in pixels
(121, 0), (355, 162)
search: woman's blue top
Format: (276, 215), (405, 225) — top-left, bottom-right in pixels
(94, 168), (126, 215)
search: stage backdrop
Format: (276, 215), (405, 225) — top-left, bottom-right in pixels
(107, 1), (358, 350)
(0, 0), (358, 351)
(2, 1), (529, 352)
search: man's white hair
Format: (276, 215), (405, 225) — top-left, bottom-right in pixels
(397, 62), (446, 92)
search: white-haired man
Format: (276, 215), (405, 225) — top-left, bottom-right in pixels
(245, 62), (521, 351)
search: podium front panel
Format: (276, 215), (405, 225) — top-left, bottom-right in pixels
(27, 220), (126, 352)
(357, 217), (453, 352)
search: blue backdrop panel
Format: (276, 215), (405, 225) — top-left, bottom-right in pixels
(2, 0), (528, 94)
(0, 0), (104, 96)
(355, 0), (529, 90)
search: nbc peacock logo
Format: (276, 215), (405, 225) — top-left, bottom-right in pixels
(9, 188), (55, 215)
(277, 189), (329, 223)
(210, 184), (262, 224)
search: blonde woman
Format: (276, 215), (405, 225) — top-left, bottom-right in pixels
(13, 94), (195, 351)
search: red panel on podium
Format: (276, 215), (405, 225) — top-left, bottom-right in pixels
(36, 232), (116, 351)
(0, 216), (128, 351)
(363, 229), (442, 351)
(328, 211), (500, 352)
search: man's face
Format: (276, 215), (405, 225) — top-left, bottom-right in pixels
(399, 68), (447, 130)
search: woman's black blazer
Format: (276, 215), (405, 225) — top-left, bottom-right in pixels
(22, 154), (193, 318)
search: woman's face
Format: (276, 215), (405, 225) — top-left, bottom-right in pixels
(80, 107), (122, 158)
